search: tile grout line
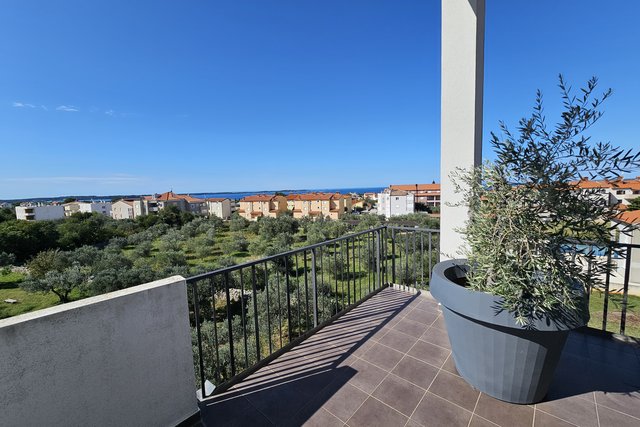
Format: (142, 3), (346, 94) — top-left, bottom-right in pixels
(344, 297), (441, 426)
(468, 392), (481, 427)
(596, 402), (640, 422)
(403, 321), (451, 426)
(341, 292), (419, 426)
(534, 407), (582, 427)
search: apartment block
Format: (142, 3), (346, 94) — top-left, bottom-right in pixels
(111, 199), (147, 220)
(63, 201), (112, 217)
(238, 195), (288, 220)
(389, 183), (441, 207)
(205, 198), (232, 220)
(572, 177), (640, 208)
(378, 189), (415, 218)
(289, 193), (347, 220)
(15, 205), (65, 221)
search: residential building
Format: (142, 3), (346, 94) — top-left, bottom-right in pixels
(609, 177), (640, 206)
(363, 192), (378, 201)
(204, 198), (232, 220)
(238, 195), (288, 220)
(389, 183), (441, 207)
(571, 177), (640, 207)
(15, 204), (65, 221)
(377, 189), (415, 218)
(611, 210), (640, 291)
(63, 201), (112, 217)
(111, 199), (147, 220)
(290, 193), (346, 220)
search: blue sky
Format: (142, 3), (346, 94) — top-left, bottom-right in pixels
(1, 0), (639, 199)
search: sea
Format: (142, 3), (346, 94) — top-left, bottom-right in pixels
(3, 187), (386, 203)
(192, 187), (385, 200)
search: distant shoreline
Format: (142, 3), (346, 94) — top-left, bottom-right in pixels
(0, 186), (386, 203)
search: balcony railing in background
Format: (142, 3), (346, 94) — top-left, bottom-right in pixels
(187, 225), (440, 398)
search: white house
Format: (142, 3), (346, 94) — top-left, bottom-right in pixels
(15, 205), (65, 221)
(205, 198), (232, 220)
(111, 199), (148, 220)
(63, 201), (112, 217)
(377, 189), (415, 218)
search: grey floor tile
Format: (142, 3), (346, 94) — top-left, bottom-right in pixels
(407, 339), (450, 368)
(372, 374), (425, 416)
(597, 405), (640, 427)
(420, 326), (451, 349)
(391, 355), (439, 390)
(347, 358), (389, 394)
(377, 328), (419, 353)
(347, 396), (408, 427)
(360, 342), (405, 371)
(595, 389), (640, 419)
(533, 410), (575, 427)
(411, 392), (472, 427)
(474, 393), (534, 427)
(321, 383), (369, 422)
(428, 370), (479, 411)
(536, 394), (598, 427)
(393, 318), (431, 339)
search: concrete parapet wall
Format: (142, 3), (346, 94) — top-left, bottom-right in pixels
(0, 276), (198, 427)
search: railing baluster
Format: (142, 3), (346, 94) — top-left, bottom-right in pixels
(210, 278), (220, 383)
(311, 248), (318, 328)
(391, 228), (396, 284)
(264, 262), (272, 355)
(413, 230), (417, 287)
(295, 252), (301, 337)
(345, 239), (350, 305)
(191, 280), (206, 397)
(603, 246), (612, 332)
(319, 246), (324, 322)
(334, 242), (339, 315)
(420, 232), (424, 287)
(251, 265), (261, 362)
(620, 245), (631, 335)
(276, 267), (283, 349)
(428, 232), (433, 283)
(284, 257), (292, 344)
(239, 270), (249, 369)
(376, 229), (381, 289)
(304, 250), (310, 331)
(352, 236), (357, 302)
(224, 272), (235, 377)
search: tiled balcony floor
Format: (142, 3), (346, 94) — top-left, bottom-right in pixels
(200, 287), (640, 427)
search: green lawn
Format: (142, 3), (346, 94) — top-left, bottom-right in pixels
(588, 290), (640, 338)
(1, 272), (57, 319)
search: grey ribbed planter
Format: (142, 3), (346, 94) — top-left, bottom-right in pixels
(430, 259), (588, 404)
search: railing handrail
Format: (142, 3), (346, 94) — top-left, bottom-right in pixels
(186, 225), (439, 282)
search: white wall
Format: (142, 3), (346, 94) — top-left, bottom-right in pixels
(440, 0), (485, 258)
(15, 205), (65, 221)
(378, 193), (415, 218)
(0, 276), (199, 427)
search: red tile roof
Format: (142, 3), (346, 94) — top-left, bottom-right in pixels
(616, 210), (640, 225)
(240, 195), (275, 202)
(390, 184), (440, 192)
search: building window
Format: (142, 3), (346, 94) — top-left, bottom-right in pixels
(616, 190), (625, 195)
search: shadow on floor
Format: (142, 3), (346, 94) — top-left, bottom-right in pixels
(199, 289), (419, 426)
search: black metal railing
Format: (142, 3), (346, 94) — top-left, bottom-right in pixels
(565, 241), (639, 337)
(187, 225), (440, 398)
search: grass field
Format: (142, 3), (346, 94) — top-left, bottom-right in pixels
(588, 290), (640, 338)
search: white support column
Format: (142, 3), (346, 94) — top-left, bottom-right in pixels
(440, 0), (485, 258)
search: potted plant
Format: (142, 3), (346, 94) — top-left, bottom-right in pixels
(430, 75), (640, 404)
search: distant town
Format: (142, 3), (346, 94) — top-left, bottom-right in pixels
(3, 183), (443, 221)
